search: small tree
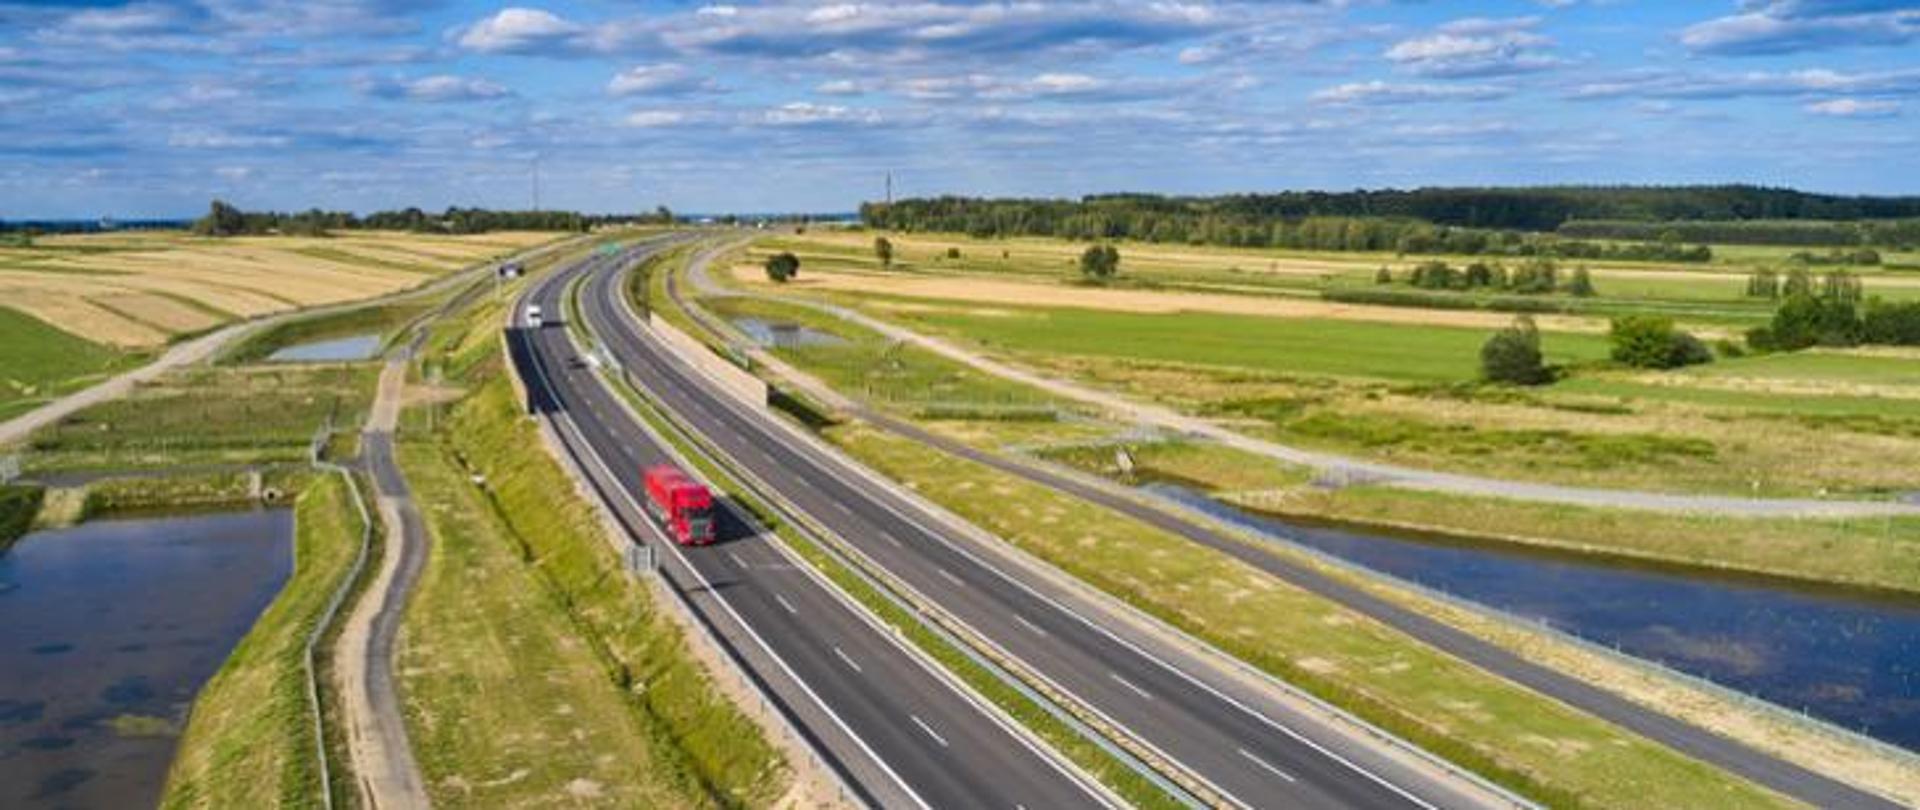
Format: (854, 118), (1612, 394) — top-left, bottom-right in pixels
(1609, 315), (1711, 369)
(1481, 316), (1552, 385)
(1079, 244), (1120, 282)
(946, 246), (961, 260)
(193, 199), (246, 237)
(1746, 269), (1781, 299)
(1566, 266), (1596, 298)
(764, 251), (800, 283)
(1374, 266), (1393, 285)
(873, 236), (893, 269)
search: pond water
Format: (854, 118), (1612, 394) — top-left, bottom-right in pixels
(1145, 483), (1920, 753)
(267, 333), (381, 362)
(731, 316), (846, 349)
(0, 509), (293, 808)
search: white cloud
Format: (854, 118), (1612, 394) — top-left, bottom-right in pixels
(356, 74), (512, 102)
(623, 110), (689, 128)
(1805, 97), (1901, 117)
(1312, 80), (1511, 105)
(607, 64), (717, 96)
(1681, 3), (1919, 55)
(454, 8), (585, 54)
(1386, 16), (1563, 77)
(763, 102), (883, 127)
(1569, 67), (1920, 100)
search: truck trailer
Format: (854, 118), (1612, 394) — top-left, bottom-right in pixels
(642, 465), (715, 545)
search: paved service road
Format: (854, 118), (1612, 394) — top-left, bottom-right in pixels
(580, 253), (1498, 810)
(510, 245), (1109, 810)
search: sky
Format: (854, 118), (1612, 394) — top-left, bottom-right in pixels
(2, 1), (1917, 218)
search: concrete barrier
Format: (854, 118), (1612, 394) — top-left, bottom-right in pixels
(648, 312), (768, 409)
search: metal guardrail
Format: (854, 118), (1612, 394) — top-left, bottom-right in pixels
(304, 425), (376, 810)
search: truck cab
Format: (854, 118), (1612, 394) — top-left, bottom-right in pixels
(642, 465), (715, 545)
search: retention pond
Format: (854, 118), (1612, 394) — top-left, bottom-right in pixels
(1146, 483), (1920, 754)
(267, 333), (381, 362)
(0, 509), (292, 808)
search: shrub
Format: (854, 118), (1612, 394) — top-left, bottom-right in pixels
(1481, 316), (1552, 385)
(1863, 299), (1920, 345)
(1609, 316), (1712, 369)
(1768, 293), (1861, 350)
(1566, 266), (1596, 298)
(1079, 244), (1120, 281)
(764, 251), (800, 283)
(1375, 266), (1393, 285)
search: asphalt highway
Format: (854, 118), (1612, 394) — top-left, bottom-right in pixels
(510, 244), (1108, 810)
(576, 251), (1493, 810)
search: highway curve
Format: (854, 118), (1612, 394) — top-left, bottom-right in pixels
(579, 250), (1502, 810)
(510, 243), (1110, 810)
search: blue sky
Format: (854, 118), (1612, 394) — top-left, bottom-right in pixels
(2, 1), (1916, 217)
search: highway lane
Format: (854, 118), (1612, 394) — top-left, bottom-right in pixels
(511, 246), (1109, 810)
(580, 257), (1484, 810)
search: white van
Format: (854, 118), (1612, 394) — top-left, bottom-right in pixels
(524, 303), (544, 329)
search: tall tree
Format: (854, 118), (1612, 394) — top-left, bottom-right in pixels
(874, 236), (894, 269)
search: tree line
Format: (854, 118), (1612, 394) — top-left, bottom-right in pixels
(864, 186), (1920, 239)
(190, 200), (680, 237)
(861, 197), (1716, 260)
(1557, 218), (1920, 249)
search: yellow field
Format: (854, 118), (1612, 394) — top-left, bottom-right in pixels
(0, 230), (556, 347)
(726, 261), (1614, 334)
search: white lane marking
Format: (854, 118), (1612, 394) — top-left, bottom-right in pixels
(909, 714), (949, 748)
(1237, 748), (1297, 784)
(1013, 614), (1048, 637)
(828, 499), (855, 519)
(934, 566), (965, 588)
(726, 551), (748, 569)
(1109, 672), (1152, 701)
(833, 645), (864, 674)
(875, 531), (904, 549)
(773, 593), (798, 615)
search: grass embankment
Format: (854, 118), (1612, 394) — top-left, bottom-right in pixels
(80, 469), (307, 517)
(392, 281), (786, 807)
(0, 483), (44, 548)
(1048, 440), (1920, 594)
(161, 472), (365, 809)
(823, 422), (1793, 810)
(25, 364), (378, 471)
(0, 305), (142, 421)
(223, 298), (437, 364)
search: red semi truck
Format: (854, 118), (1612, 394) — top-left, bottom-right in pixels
(643, 465), (716, 545)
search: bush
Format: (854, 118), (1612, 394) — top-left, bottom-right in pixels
(1374, 266), (1393, 284)
(1566, 266), (1596, 298)
(1481, 316), (1553, 385)
(1768, 293), (1861, 350)
(1863, 299), (1920, 345)
(1079, 244), (1120, 281)
(764, 251), (800, 283)
(1609, 316), (1712, 369)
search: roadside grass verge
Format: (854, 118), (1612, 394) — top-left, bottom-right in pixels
(160, 472), (363, 810)
(24, 364), (378, 471)
(398, 257), (788, 807)
(592, 348), (1184, 810)
(822, 421), (1795, 810)
(1047, 439), (1920, 594)
(0, 305), (143, 422)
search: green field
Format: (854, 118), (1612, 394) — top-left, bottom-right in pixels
(161, 473), (364, 810)
(0, 306), (140, 421)
(24, 364), (378, 471)
(891, 303), (1613, 383)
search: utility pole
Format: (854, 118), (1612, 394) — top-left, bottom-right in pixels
(885, 171), (893, 206)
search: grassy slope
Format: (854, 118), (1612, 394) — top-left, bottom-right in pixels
(160, 473), (363, 810)
(1050, 439), (1920, 594)
(0, 483), (44, 548)
(223, 299), (436, 365)
(825, 422), (1791, 810)
(393, 265), (785, 807)
(0, 305), (140, 421)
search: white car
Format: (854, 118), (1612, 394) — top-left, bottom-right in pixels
(524, 303), (544, 329)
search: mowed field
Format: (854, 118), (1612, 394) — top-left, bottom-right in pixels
(0, 230), (556, 348)
(725, 231), (1920, 498)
